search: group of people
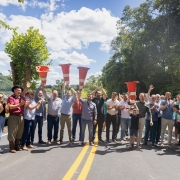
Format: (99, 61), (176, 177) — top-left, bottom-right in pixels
(0, 83), (180, 155)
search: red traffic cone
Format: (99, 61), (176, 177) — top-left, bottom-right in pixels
(77, 67), (90, 90)
(125, 81), (139, 103)
(36, 65), (50, 85)
(59, 64), (71, 84)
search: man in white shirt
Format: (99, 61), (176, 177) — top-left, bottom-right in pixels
(119, 93), (131, 142)
(106, 92), (119, 143)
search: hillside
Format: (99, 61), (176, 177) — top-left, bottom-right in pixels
(0, 73), (13, 91)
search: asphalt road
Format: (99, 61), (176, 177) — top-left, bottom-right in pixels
(1, 120), (180, 180)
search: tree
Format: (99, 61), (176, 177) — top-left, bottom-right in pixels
(5, 27), (51, 89)
(102, 0), (180, 97)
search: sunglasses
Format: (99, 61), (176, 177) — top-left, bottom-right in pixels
(0, 96), (3, 98)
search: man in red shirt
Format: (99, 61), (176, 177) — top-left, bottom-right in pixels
(7, 85), (27, 153)
(72, 94), (82, 142)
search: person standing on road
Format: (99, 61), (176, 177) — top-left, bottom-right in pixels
(106, 92), (119, 143)
(91, 84), (107, 143)
(42, 86), (62, 145)
(136, 93), (152, 147)
(0, 93), (7, 155)
(72, 96), (82, 142)
(119, 93), (131, 143)
(34, 86), (46, 144)
(7, 85), (26, 153)
(160, 92), (174, 147)
(77, 92), (97, 146)
(60, 83), (77, 144)
(144, 95), (159, 147)
(21, 91), (42, 150)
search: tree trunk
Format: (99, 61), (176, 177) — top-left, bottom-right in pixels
(22, 58), (32, 89)
(10, 62), (19, 86)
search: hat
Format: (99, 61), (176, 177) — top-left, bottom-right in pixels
(12, 85), (24, 92)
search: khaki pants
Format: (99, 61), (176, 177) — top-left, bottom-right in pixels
(138, 117), (145, 144)
(8, 115), (24, 141)
(161, 118), (174, 144)
(60, 114), (72, 140)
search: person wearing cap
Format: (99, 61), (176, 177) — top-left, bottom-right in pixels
(59, 83), (77, 144)
(21, 91), (43, 150)
(7, 85), (27, 153)
(0, 93), (8, 155)
(41, 85), (62, 145)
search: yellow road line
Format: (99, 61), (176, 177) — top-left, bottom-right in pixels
(77, 132), (98, 180)
(62, 142), (89, 180)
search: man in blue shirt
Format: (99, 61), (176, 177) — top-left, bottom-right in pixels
(160, 92), (174, 147)
(60, 83), (77, 144)
(77, 92), (97, 146)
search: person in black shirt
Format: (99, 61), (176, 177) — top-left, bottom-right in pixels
(0, 93), (7, 155)
(127, 104), (140, 149)
(92, 84), (107, 143)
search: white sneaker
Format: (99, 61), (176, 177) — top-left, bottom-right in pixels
(79, 141), (83, 146)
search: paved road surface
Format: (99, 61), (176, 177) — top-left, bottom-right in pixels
(1, 121), (180, 180)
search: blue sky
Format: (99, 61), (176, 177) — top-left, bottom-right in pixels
(0, 0), (145, 85)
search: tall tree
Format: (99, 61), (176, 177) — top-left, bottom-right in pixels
(5, 27), (50, 89)
(102, 0), (180, 97)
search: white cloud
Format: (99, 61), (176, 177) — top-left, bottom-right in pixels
(0, 0), (27, 11)
(0, 51), (11, 66)
(0, 7), (118, 84)
(50, 51), (96, 66)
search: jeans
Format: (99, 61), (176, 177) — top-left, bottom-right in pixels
(144, 120), (158, 144)
(120, 118), (131, 140)
(106, 113), (117, 141)
(34, 115), (43, 141)
(80, 118), (93, 143)
(21, 119), (35, 146)
(72, 114), (82, 140)
(93, 115), (104, 140)
(0, 116), (5, 141)
(47, 115), (59, 141)
(156, 117), (161, 143)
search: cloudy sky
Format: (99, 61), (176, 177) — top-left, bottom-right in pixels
(0, 0), (145, 85)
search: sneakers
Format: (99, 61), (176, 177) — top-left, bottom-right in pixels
(54, 140), (60, 145)
(89, 142), (94, 146)
(27, 144), (34, 148)
(38, 140), (46, 144)
(98, 139), (105, 143)
(47, 140), (51, 145)
(105, 139), (110, 143)
(22, 146), (28, 151)
(79, 141), (84, 146)
(112, 139), (119, 144)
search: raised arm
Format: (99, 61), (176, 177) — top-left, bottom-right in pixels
(41, 85), (50, 100)
(91, 85), (98, 96)
(147, 84), (154, 98)
(27, 100), (42, 110)
(100, 83), (107, 99)
(34, 86), (41, 102)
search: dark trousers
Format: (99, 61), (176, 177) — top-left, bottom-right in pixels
(106, 113), (117, 141)
(93, 115), (104, 141)
(116, 113), (121, 137)
(72, 114), (82, 140)
(34, 115), (43, 141)
(21, 119), (34, 146)
(144, 120), (158, 144)
(47, 115), (59, 141)
(156, 117), (161, 143)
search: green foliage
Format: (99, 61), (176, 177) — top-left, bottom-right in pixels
(102, 0), (180, 97)
(0, 73), (12, 91)
(5, 27), (51, 89)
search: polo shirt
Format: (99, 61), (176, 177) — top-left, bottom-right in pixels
(106, 99), (119, 115)
(160, 100), (173, 120)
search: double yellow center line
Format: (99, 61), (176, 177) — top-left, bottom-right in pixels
(62, 130), (98, 180)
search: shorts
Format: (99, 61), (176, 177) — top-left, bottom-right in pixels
(130, 129), (138, 137)
(175, 121), (180, 134)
